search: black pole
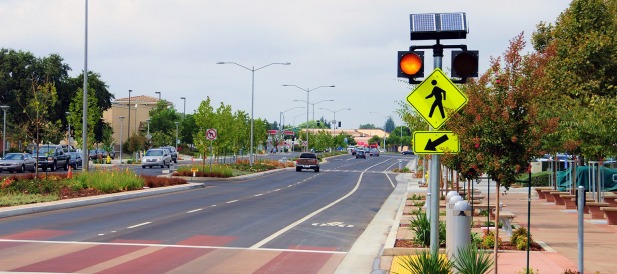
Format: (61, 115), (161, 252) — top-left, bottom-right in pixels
(487, 175), (490, 226)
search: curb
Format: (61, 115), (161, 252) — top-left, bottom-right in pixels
(0, 183), (204, 218)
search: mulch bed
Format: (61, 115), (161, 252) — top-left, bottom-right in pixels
(394, 239), (544, 251)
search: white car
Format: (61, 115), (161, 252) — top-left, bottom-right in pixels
(141, 148), (172, 168)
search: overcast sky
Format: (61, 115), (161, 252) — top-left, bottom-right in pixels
(1, 0), (571, 130)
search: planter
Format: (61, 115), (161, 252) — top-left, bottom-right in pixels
(600, 207), (617, 225)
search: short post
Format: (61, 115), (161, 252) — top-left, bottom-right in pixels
(453, 200), (472, 260)
(426, 192), (432, 221)
(398, 159), (402, 171)
(577, 186), (585, 273)
(446, 192), (462, 258)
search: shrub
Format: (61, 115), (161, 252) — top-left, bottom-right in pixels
(409, 210), (446, 247)
(451, 244), (494, 274)
(395, 249), (452, 274)
(175, 165), (234, 178)
(480, 230), (502, 249)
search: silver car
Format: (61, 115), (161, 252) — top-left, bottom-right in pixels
(0, 153), (37, 173)
(141, 148), (171, 169)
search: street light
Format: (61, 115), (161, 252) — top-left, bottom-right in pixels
(180, 97), (186, 119)
(175, 121), (179, 146)
(284, 85), (335, 152)
(155, 91), (161, 101)
(127, 89), (132, 141)
(320, 107), (351, 136)
(0, 106), (9, 158)
(146, 119), (151, 147)
(66, 111), (71, 146)
(118, 116), (125, 163)
(218, 61), (291, 166)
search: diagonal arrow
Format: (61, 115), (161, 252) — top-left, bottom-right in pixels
(424, 134), (449, 151)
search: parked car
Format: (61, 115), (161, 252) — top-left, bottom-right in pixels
(89, 149), (102, 160)
(141, 148), (172, 168)
(356, 150), (366, 159)
(370, 148), (380, 156)
(68, 152), (83, 169)
(401, 150), (414, 155)
(159, 146), (178, 163)
(31, 144), (70, 171)
(0, 153), (37, 173)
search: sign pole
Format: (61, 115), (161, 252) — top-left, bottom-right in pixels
(429, 45), (443, 254)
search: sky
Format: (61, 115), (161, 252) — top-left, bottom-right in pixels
(0, 0), (572, 130)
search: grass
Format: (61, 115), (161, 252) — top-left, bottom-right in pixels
(0, 168), (187, 207)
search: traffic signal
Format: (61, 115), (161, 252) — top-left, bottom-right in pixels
(398, 51), (424, 84)
(451, 50), (479, 80)
(338, 121), (341, 128)
(316, 121), (320, 127)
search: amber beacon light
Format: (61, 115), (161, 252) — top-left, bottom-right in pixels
(398, 51), (424, 83)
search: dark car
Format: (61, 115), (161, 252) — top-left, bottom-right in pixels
(356, 150), (366, 159)
(89, 149), (102, 160)
(0, 153), (37, 173)
(68, 152), (83, 169)
(401, 150), (414, 155)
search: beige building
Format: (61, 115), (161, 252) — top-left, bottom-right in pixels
(318, 128), (390, 147)
(102, 95), (172, 147)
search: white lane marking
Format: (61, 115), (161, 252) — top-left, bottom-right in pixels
(211, 205), (217, 207)
(226, 200), (238, 204)
(288, 185), (293, 187)
(250, 165), (375, 249)
(274, 189), (281, 192)
(127, 222), (151, 229)
(187, 209), (203, 213)
(0, 239), (348, 254)
(254, 193), (263, 197)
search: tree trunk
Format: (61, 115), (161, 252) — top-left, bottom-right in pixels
(494, 178), (500, 274)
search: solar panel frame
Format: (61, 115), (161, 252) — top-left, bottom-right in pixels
(409, 12), (468, 40)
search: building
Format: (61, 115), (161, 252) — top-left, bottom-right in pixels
(313, 128), (390, 147)
(102, 95), (172, 148)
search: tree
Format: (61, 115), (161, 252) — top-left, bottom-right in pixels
(445, 33), (558, 268)
(68, 87), (100, 150)
(359, 123), (376, 129)
(384, 116), (395, 133)
(532, 0), (617, 159)
(148, 100), (181, 147)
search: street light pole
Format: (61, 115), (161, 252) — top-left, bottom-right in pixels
(118, 116), (125, 163)
(180, 97), (186, 119)
(285, 85), (335, 152)
(127, 90), (132, 141)
(175, 121), (179, 147)
(146, 119), (151, 148)
(82, 0), (89, 171)
(279, 106), (304, 152)
(66, 111), (71, 146)
(0, 106), (9, 158)
(320, 107), (350, 136)
(218, 61), (290, 166)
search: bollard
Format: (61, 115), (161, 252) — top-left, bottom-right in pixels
(446, 192), (462, 258)
(453, 200), (472, 260)
(398, 159), (402, 171)
(426, 192), (431, 221)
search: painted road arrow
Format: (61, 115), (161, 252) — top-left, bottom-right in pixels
(413, 131), (460, 154)
(424, 134), (449, 151)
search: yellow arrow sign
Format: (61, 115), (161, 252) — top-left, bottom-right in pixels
(406, 68), (468, 129)
(413, 131), (460, 154)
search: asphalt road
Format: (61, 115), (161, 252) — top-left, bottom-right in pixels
(0, 153), (411, 273)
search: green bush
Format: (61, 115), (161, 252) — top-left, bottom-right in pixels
(451, 244), (495, 274)
(409, 210), (446, 247)
(511, 227), (534, 251)
(517, 171), (550, 186)
(480, 230), (502, 249)
(395, 249), (452, 274)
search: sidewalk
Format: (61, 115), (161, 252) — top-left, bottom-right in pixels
(379, 158), (617, 274)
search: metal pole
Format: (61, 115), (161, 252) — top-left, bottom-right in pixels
(577, 185), (585, 273)
(119, 116), (124, 163)
(82, 0), (89, 171)
(429, 45), (443, 255)
(181, 97), (186, 119)
(2, 107), (6, 158)
(127, 90), (131, 140)
(306, 91), (309, 152)
(250, 67), (255, 164)
(527, 166), (532, 271)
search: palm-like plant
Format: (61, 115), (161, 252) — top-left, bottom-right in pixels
(395, 249), (452, 274)
(451, 244), (495, 274)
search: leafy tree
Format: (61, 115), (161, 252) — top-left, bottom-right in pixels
(179, 114), (196, 145)
(384, 116), (395, 133)
(532, 0), (617, 159)
(368, 135), (382, 147)
(65, 72), (114, 143)
(68, 87), (100, 150)
(359, 123), (376, 129)
(148, 100), (181, 147)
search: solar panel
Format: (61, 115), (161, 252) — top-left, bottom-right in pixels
(409, 13), (468, 40)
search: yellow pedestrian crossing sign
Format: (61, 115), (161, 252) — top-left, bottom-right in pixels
(413, 131), (460, 154)
(406, 68), (468, 129)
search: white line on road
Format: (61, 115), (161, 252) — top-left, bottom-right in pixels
(226, 200), (238, 204)
(187, 209), (203, 213)
(254, 193), (263, 197)
(250, 163), (382, 249)
(127, 222), (151, 229)
(274, 188), (281, 192)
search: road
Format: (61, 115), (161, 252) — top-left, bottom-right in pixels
(0, 153), (412, 273)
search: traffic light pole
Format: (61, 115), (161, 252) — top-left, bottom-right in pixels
(429, 42), (443, 255)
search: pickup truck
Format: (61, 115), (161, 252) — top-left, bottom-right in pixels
(31, 144), (70, 171)
(295, 153), (320, 172)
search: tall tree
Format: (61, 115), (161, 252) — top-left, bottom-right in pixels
(384, 116), (395, 133)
